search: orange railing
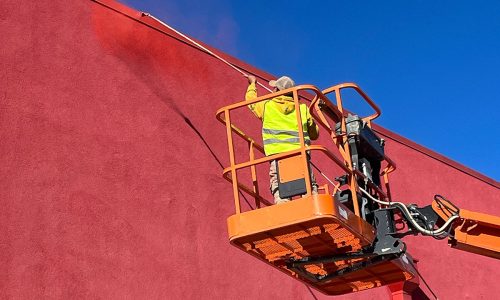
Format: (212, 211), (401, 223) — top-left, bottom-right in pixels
(216, 83), (396, 216)
(322, 83), (381, 125)
(316, 83), (396, 203)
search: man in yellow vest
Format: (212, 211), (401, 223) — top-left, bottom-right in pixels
(246, 75), (319, 204)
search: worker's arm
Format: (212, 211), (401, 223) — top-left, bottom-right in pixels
(246, 75), (265, 119)
(307, 111), (319, 140)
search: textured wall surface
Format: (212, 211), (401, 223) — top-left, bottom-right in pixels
(1, 1), (498, 299)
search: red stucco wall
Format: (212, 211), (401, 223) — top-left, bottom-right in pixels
(1, 1), (498, 299)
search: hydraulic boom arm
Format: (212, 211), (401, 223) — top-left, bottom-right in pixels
(361, 192), (500, 260)
(429, 196), (500, 259)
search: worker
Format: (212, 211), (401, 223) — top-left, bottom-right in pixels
(246, 75), (319, 204)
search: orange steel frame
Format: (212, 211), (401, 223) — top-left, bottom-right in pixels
(431, 198), (500, 259)
(216, 82), (498, 297)
(216, 82), (396, 217)
(450, 209), (500, 259)
(311, 83), (397, 214)
(216, 83), (417, 296)
(217, 85), (338, 214)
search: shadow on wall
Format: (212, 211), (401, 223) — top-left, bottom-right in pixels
(90, 6), (263, 211)
(413, 287), (431, 300)
(90, 5), (225, 167)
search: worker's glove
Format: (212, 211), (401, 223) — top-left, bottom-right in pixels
(247, 75), (256, 85)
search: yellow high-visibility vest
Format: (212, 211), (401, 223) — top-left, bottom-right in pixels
(262, 101), (310, 156)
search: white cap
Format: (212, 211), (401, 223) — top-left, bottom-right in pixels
(269, 76), (295, 91)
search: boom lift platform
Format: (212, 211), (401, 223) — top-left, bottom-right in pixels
(216, 83), (500, 296)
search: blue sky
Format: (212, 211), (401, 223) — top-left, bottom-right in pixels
(123, 0), (499, 181)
